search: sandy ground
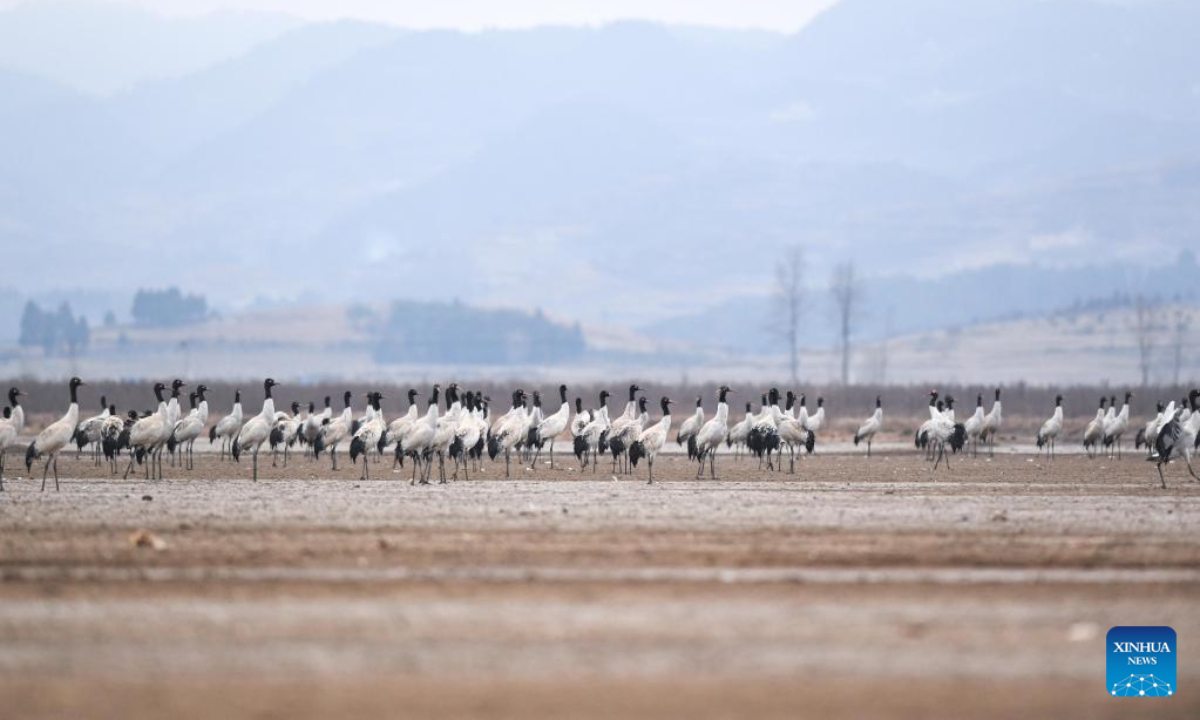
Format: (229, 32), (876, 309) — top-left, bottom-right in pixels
(1, 447), (1199, 719)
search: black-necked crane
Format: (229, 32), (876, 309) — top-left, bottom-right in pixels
(1103, 391), (1132, 459)
(171, 385), (209, 470)
(979, 388), (1003, 457)
(1082, 397), (1107, 458)
(1149, 389), (1200, 488)
(531, 384), (570, 470)
(314, 391), (353, 470)
(747, 389), (782, 471)
(1036, 394), (1064, 459)
(350, 391), (386, 480)
(403, 385), (440, 484)
(727, 402), (753, 460)
(302, 395), (331, 456)
(1136, 402), (1167, 455)
(232, 378), (279, 482)
(778, 411), (815, 474)
(210, 389), (243, 460)
(98, 407), (124, 474)
(629, 396), (672, 484)
(676, 396), (704, 460)
(124, 382), (168, 481)
(489, 389), (530, 479)
(693, 386), (731, 479)
(854, 396), (883, 457)
(385, 389), (420, 468)
(269, 401), (302, 468)
(0, 387), (27, 491)
(73, 394), (109, 465)
(574, 390), (610, 472)
(606, 386), (645, 474)
(964, 394), (986, 457)
(25, 377), (84, 491)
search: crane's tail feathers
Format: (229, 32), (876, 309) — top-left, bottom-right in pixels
(805, 431), (816, 455)
(348, 436), (365, 464)
(1134, 428), (1146, 449)
(628, 441), (646, 467)
(231, 439), (242, 462)
(573, 435), (588, 461)
(687, 434), (698, 461)
(949, 424), (967, 453)
(209, 426), (218, 444)
(24, 443), (38, 470)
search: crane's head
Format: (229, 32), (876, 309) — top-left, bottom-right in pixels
(291, 401), (300, 414)
(599, 390), (610, 404)
(660, 397), (672, 414)
(407, 389), (419, 405)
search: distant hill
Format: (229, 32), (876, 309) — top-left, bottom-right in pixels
(0, 0), (1198, 326)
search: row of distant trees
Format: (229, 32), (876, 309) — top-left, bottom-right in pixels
(18, 301), (90, 357)
(130, 287), (209, 327)
(15, 287), (209, 357)
(372, 300), (585, 365)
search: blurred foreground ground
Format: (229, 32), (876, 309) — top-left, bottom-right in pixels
(1, 452), (1198, 718)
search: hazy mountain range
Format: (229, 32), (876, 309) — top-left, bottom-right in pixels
(2, 0), (1198, 342)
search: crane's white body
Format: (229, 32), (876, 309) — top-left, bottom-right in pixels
(693, 394), (730, 479)
(854, 405), (883, 456)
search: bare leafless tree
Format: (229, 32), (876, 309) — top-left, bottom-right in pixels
(830, 261), (863, 385)
(772, 246), (805, 384)
(1171, 309), (1192, 385)
(1132, 295), (1156, 387)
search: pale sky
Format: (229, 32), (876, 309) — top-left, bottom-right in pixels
(5, 0), (845, 31)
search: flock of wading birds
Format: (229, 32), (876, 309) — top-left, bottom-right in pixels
(1, 378), (1198, 492)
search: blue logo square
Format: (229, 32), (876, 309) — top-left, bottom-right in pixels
(1108, 626), (1176, 697)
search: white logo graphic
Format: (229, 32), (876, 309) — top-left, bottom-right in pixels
(1111, 675), (1173, 697)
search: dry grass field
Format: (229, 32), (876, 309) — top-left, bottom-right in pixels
(1, 447), (1198, 719)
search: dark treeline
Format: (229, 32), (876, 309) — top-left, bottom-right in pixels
(372, 300), (585, 365)
(131, 288), (209, 327)
(18, 301), (89, 357)
(4, 379), (1193, 437)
